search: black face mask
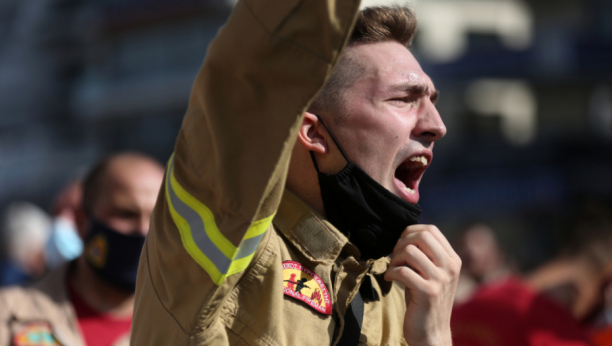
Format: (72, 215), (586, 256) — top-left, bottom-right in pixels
(83, 220), (146, 293)
(311, 117), (422, 261)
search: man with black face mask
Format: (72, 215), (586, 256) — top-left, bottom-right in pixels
(0, 152), (164, 346)
(131, 2), (461, 346)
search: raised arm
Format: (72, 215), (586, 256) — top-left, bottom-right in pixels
(131, 0), (360, 343)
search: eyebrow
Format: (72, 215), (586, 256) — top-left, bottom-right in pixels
(387, 82), (439, 103)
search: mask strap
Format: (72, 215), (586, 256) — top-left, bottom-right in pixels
(309, 151), (321, 173)
(308, 114), (351, 173)
(312, 114), (351, 162)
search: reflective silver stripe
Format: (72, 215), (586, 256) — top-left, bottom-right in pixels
(167, 159), (231, 273)
(235, 232), (266, 259)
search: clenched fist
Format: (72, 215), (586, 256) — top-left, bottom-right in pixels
(385, 224), (462, 346)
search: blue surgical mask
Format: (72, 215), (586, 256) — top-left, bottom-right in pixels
(45, 216), (83, 269)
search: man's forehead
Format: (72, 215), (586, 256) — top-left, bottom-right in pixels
(349, 41), (435, 90)
(386, 76), (435, 93)
(96, 162), (162, 200)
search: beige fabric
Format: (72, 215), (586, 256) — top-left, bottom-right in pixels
(134, 190), (408, 345)
(130, 0), (409, 344)
(0, 264), (130, 346)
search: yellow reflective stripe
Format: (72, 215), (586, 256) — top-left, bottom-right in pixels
(164, 154), (274, 285)
(245, 213), (273, 239)
(166, 185), (224, 282)
(228, 255), (257, 277)
(169, 170), (236, 258)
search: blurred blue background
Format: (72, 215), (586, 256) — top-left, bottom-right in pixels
(1, 0), (611, 271)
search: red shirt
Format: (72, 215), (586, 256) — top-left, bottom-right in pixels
(590, 325), (612, 346)
(69, 285), (132, 346)
(451, 276), (593, 346)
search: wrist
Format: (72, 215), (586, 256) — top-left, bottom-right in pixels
(406, 331), (453, 346)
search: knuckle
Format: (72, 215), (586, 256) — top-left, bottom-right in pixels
(451, 256), (462, 273)
(421, 230), (434, 243)
(434, 267), (454, 284)
(405, 244), (419, 256)
(404, 224), (419, 234)
(457, 256), (463, 267)
(399, 266), (413, 277)
(447, 262), (461, 278)
(424, 283), (441, 298)
(454, 261), (462, 275)
(425, 224), (440, 232)
(444, 272), (455, 285)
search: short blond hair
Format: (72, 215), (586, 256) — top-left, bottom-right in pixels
(309, 6), (418, 117)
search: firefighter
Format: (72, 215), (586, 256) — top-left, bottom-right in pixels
(131, 2), (461, 345)
(0, 153), (164, 346)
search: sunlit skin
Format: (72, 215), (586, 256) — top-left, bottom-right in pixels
(287, 41), (460, 346)
(320, 42), (444, 205)
(89, 156), (163, 236)
(71, 154), (164, 318)
(458, 224), (509, 283)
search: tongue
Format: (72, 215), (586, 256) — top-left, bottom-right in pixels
(395, 166), (412, 187)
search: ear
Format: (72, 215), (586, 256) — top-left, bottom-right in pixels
(74, 206), (89, 240)
(297, 112), (329, 154)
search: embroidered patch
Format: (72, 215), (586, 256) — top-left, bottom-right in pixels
(282, 261), (332, 314)
(85, 234), (108, 268)
(13, 321), (61, 346)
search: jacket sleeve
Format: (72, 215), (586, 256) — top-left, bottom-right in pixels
(131, 0), (360, 341)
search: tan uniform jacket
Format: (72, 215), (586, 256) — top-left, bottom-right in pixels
(0, 264), (130, 346)
(131, 0), (409, 345)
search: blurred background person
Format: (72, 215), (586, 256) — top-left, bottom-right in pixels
(0, 202), (52, 286)
(590, 271), (612, 346)
(451, 198), (612, 346)
(451, 222), (591, 345)
(0, 152), (164, 346)
(45, 179), (85, 270)
(0, 0), (611, 342)
(526, 198), (612, 323)
(0, 0), (611, 285)
(526, 198), (612, 345)
(455, 223), (514, 304)
(451, 271), (593, 346)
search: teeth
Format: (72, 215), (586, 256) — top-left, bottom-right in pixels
(403, 187), (415, 194)
(409, 156), (428, 166)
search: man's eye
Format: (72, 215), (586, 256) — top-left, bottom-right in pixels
(113, 210), (139, 219)
(388, 97), (415, 105)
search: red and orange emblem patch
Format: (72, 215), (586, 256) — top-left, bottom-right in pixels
(12, 321), (61, 346)
(282, 261), (331, 315)
(85, 234), (108, 268)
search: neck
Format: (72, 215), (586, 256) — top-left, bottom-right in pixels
(70, 256), (134, 318)
(286, 146), (327, 216)
(286, 182), (326, 217)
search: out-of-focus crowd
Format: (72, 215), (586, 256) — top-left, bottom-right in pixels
(1, 152), (611, 346)
(0, 152), (164, 346)
(451, 203), (612, 346)
(0, 180), (83, 286)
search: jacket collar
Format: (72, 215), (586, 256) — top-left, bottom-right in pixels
(274, 189), (347, 265)
(273, 189), (390, 276)
(32, 261), (73, 303)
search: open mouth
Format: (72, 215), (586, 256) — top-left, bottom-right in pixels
(393, 154), (430, 204)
